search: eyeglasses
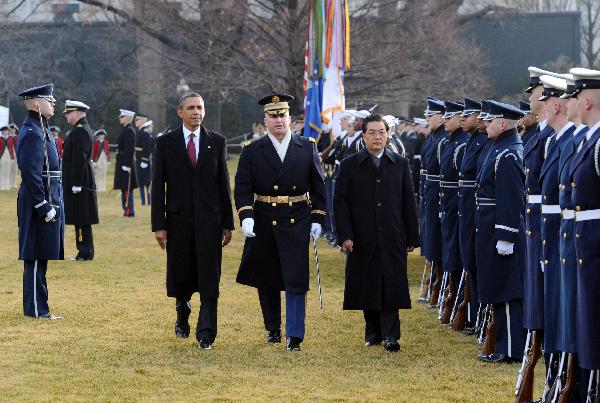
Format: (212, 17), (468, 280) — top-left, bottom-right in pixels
(365, 130), (387, 137)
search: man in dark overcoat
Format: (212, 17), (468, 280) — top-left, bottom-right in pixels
(114, 109), (138, 217)
(62, 100), (99, 261)
(334, 114), (419, 352)
(235, 94), (326, 352)
(151, 92), (233, 350)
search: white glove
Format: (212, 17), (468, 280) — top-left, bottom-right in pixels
(310, 223), (322, 240)
(122, 166), (131, 172)
(107, 161), (112, 165)
(72, 186), (82, 194)
(241, 218), (256, 237)
(496, 240), (514, 256)
(140, 162), (148, 168)
(45, 207), (57, 223)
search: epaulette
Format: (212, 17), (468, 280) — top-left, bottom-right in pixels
(308, 137), (316, 143)
(240, 140), (252, 148)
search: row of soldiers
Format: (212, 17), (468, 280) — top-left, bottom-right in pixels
(0, 123), (20, 190)
(415, 66), (600, 402)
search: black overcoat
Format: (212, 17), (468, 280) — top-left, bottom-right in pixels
(334, 148), (420, 310)
(113, 123), (138, 190)
(234, 134), (326, 293)
(151, 125), (234, 299)
(62, 117), (99, 226)
(135, 128), (153, 186)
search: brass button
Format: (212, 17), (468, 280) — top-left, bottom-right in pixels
(576, 233), (581, 239)
(272, 220), (277, 226)
(527, 230), (532, 236)
(527, 208), (531, 214)
(579, 259), (583, 265)
(272, 203), (277, 207)
(543, 218), (547, 223)
(563, 232), (567, 239)
(290, 218), (295, 224)
(274, 185), (279, 190)
(289, 202), (292, 206)
(528, 187), (531, 192)
(543, 240), (547, 246)
(571, 182), (576, 188)
(544, 259), (549, 265)
(562, 259), (566, 264)
(544, 195), (547, 201)
(292, 186), (296, 190)
(576, 206), (581, 211)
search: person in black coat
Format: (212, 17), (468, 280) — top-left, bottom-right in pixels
(334, 114), (420, 352)
(135, 118), (153, 205)
(114, 109), (138, 217)
(62, 100), (99, 261)
(151, 92), (234, 350)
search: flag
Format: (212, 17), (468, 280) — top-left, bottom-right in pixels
(304, 79), (322, 141)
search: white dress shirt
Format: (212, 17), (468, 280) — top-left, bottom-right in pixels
(586, 120), (600, 141)
(268, 130), (291, 162)
(555, 121), (575, 140)
(182, 125), (200, 156)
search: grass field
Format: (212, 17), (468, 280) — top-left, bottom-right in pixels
(0, 156), (543, 402)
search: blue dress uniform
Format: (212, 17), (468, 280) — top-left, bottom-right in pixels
(475, 101), (527, 361)
(235, 95), (326, 350)
(458, 100), (487, 326)
(556, 125), (587, 353)
(16, 84), (64, 318)
(540, 122), (574, 355)
(135, 122), (153, 205)
(519, 101), (537, 146)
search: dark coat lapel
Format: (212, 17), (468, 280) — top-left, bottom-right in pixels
(571, 128), (600, 177)
(171, 126), (194, 171)
(260, 136), (283, 173)
(195, 126), (212, 170)
(276, 134), (302, 181)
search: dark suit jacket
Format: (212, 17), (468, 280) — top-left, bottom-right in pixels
(151, 125), (234, 298)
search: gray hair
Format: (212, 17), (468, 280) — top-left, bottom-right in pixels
(178, 92), (203, 109)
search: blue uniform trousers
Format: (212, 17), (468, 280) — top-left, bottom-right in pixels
(23, 260), (50, 318)
(493, 299), (526, 360)
(258, 289), (306, 340)
(121, 189), (135, 217)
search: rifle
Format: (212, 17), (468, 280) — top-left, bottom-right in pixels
(427, 262), (443, 308)
(547, 353), (567, 403)
(436, 272), (449, 316)
(416, 260), (431, 303)
(515, 330), (542, 403)
(557, 353), (576, 403)
(451, 271), (470, 331)
(478, 305), (489, 345)
(480, 304), (496, 356)
(440, 272), (458, 325)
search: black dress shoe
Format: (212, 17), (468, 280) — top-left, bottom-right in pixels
(364, 336), (383, 347)
(383, 338), (400, 352)
(69, 256), (93, 261)
(175, 321), (190, 338)
(477, 353), (520, 363)
(198, 340), (212, 350)
(286, 337), (302, 351)
(266, 329), (281, 344)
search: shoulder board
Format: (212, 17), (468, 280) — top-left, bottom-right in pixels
(308, 137), (316, 143)
(240, 140), (252, 148)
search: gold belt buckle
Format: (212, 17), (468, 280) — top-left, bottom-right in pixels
(277, 196), (289, 204)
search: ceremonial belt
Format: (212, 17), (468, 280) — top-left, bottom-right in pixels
(459, 180), (477, 188)
(255, 194), (308, 205)
(527, 194), (542, 204)
(575, 209), (600, 222)
(561, 209), (575, 220)
(42, 170), (62, 178)
(440, 181), (459, 188)
(426, 174), (440, 182)
(541, 204), (561, 214)
(475, 196), (496, 206)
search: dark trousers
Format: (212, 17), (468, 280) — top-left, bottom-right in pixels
(23, 260), (50, 317)
(176, 295), (218, 343)
(493, 299), (526, 359)
(121, 189), (135, 217)
(258, 289), (306, 340)
(74, 225), (94, 259)
(363, 310), (400, 342)
(139, 185), (150, 205)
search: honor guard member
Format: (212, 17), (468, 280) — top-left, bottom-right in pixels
(136, 118), (153, 205)
(475, 100), (527, 363)
(114, 109), (138, 217)
(438, 100), (468, 324)
(569, 68), (600, 397)
(537, 76), (573, 381)
(422, 97), (447, 308)
(49, 126), (63, 158)
(235, 94), (326, 351)
(91, 129), (111, 191)
(16, 84), (64, 319)
(351, 110), (370, 153)
(62, 100), (99, 261)
(457, 98), (487, 333)
(522, 67), (556, 355)
(554, 75), (590, 401)
(518, 101), (538, 146)
(0, 125), (14, 190)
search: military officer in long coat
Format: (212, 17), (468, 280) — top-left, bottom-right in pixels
(114, 109), (138, 217)
(475, 100), (527, 363)
(16, 83), (64, 319)
(334, 114), (419, 352)
(151, 92), (234, 350)
(568, 68), (600, 396)
(62, 100), (99, 261)
(235, 94), (326, 352)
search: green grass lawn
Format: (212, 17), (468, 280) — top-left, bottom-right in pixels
(0, 156), (543, 402)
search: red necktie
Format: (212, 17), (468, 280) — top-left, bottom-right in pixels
(187, 133), (197, 166)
